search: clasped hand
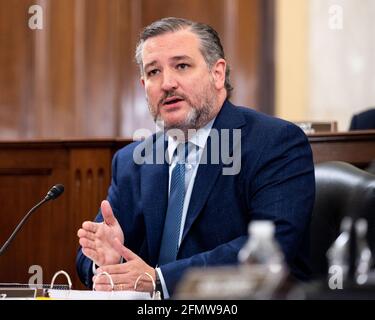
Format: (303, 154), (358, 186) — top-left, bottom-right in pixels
(77, 200), (156, 293)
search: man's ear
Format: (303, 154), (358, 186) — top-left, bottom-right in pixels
(212, 59), (226, 90)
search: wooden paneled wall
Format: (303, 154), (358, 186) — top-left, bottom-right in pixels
(0, 139), (130, 288)
(0, 0), (274, 139)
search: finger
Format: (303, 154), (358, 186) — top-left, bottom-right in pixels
(97, 263), (130, 275)
(92, 274), (113, 285)
(93, 273), (131, 285)
(77, 228), (95, 241)
(82, 221), (99, 233)
(101, 200), (117, 226)
(93, 284), (113, 292)
(92, 275), (133, 291)
(77, 228), (84, 237)
(79, 237), (96, 250)
(96, 283), (133, 291)
(114, 283), (133, 291)
(134, 279), (153, 292)
(113, 238), (138, 262)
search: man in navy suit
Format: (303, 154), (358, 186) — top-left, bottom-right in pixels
(76, 17), (315, 298)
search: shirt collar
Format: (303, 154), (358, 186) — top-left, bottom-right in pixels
(167, 117), (216, 164)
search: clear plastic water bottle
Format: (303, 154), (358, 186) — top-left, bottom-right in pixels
(239, 220), (286, 275)
(238, 221), (288, 299)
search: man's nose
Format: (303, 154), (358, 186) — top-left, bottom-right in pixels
(161, 71), (178, 91)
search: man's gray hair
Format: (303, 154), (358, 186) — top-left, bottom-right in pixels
(135, 17), (233, 99)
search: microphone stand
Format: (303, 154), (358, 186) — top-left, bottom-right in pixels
(0, 184), (64, 256)
(0, 198), (49, 256)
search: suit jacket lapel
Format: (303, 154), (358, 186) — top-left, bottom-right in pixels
(140, 132), (169, 266)
(181, 138), (222, 244)
(180, 100), (246, 245)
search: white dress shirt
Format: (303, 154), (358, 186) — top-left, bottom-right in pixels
(156, 117), (215, 299)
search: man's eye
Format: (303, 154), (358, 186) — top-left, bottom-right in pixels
(177, 63), (189, 70)
(147, 69), (159, 77)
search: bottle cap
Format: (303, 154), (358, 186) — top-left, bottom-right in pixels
(248, 220), (275, 237)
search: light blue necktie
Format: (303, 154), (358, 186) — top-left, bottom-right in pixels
(158, 143), (188, 265)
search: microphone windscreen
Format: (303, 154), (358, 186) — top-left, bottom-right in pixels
(46, 184), (65, 200)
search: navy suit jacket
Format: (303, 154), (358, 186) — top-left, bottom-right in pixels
(76, 100), (315, 295)
(349, 108), (375, 130)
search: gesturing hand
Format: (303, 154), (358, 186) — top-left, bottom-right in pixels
(93, 238), (156, 294)
(77, 200), (124, 266)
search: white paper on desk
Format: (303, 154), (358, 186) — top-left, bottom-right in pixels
(48, 289), (152, 300)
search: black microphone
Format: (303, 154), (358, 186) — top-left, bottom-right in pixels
(45, 184), (64, 200)
(0, 184), (64, 255)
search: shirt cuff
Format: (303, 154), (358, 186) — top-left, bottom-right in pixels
(92, 261), (98, 275)
(155, 267), (170, 299)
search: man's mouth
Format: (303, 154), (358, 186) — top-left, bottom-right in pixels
(163, 96), (184, 106)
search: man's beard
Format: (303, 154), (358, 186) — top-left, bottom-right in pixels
(147, 80), (217, 133)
